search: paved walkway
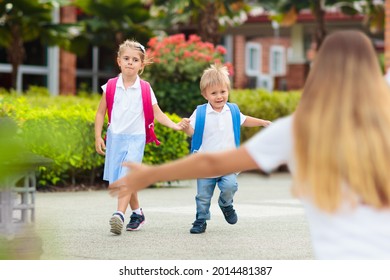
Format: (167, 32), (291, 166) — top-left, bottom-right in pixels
(34, 172), (313, 260)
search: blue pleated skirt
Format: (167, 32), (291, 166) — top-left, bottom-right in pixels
(103, 128), (146, 184)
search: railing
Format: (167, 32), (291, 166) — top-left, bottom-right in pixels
(0, 155), (50, 259)
(0, 171), (37, 237)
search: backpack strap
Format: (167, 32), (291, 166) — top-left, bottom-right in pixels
(105, 77), (119, 124)
(190, 103), (241, 153)
(226, 102), (241, 147)
(140, 79), (160, 146)
(190, 104), (207, 153)
(105, 77), (160, 146)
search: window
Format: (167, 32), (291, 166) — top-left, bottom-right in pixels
(76, 46), (115, 93)
(221, 35), (233, 64)
(0, 48), (7, 63)
(269, 45), (286, 76)
(25, 40), (47, 66)
(245, 42), (261, 76)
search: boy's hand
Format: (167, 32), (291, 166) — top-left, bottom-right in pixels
(95, 137), (106, 155)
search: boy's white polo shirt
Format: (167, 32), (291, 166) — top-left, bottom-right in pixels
(101, 74), (157, 134)
(189, 103), (246, 153)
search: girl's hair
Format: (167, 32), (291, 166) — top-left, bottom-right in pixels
(200, 64), (231, 94)
(117, 39), (153, 75)
(293, 30), (390, 212)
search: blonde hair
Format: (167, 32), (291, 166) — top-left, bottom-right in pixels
(293, 30), (390, 212)
(200, 64), (231, 95)
(117, 39), (153, 75)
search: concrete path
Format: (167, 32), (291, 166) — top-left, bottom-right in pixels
(34, 172), (313, 260)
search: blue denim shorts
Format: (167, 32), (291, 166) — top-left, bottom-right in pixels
(103, 128), (146, 184)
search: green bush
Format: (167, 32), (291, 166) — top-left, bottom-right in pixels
(1, 86), (300, 187)
(20, 108), (103, 186)
(0, 91), (189, 187)
(230, 89), (301, 142)
(149, 80), (203, 117)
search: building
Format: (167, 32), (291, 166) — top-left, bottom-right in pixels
(224, 8), (383, 91)
(0, 5), (385, 94)
(0, 6), (112, 95)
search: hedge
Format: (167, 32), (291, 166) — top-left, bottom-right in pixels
(0, 87), (301, 187)
(230, 89), (301, 142)
(0, 91), (189, 187)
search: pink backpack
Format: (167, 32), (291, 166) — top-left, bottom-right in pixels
(105, 77), (160, 145)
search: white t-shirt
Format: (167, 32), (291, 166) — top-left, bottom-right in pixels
(245, 115), (390, 259)
(101, 74), (157, 134)
(189, 103), (246, 153)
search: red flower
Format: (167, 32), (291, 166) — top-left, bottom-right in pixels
(145, 34), (235, 80)
(216, 45), (227, 55)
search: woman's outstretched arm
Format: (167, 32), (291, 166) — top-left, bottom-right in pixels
(108, 146), (260, 198)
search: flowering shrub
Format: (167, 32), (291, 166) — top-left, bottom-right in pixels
(143, 34), (233, 116)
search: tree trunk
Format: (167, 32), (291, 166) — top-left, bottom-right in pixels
(198, 2), (220, 45)
(7, 25), (25, 90)
(313, 0), (327, 50)
(115, 31), (124, 47)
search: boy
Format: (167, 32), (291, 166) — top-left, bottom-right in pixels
(183, 64), (271, 234)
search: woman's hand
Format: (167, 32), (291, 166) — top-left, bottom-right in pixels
(108, 162), (153, 198)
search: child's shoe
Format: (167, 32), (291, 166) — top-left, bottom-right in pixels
(126, 210), (146, 231)
(109, 213), (124, 235)
(220, 205), (238, 224)
(190, 219), (207, 234)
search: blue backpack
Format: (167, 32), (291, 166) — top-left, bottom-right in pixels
(190, 102), (241, 153)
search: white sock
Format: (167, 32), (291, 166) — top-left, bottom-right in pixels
(114, 211), (124, 220)
(133, 208), (142, 215)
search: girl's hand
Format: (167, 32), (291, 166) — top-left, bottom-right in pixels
(178, 118), (190, 130)
(262, 120), (272, 127)
(95, 137), (106, 155)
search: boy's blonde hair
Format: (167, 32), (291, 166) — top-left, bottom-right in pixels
(117, 39), (153, 75)
(293, 30), (390, 212)
(200, 64), (231, 95)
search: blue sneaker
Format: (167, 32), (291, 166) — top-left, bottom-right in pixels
(220, 205), (238, 224)
(190, 219), (207, 234)
(109, 213), (124, 235)
(126, 210), (146, 231)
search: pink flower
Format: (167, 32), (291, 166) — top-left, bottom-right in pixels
(216, 45), (227, 55)
(188, 34), (201, 43)
(203, 42), (214, 51)
(145, 33), (235, 81)
(147, 37), (158, 48)
(224, 62), (234, 76)
(183, 51), (192, 58)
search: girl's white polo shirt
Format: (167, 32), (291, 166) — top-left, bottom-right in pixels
(101, 74), (157, 135)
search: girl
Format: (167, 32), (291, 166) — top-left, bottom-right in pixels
(109, 31), (390, 259)
(95, 39), (188, 235)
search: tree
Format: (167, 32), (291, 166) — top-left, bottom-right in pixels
(150, 0), (250, 45)
(74, 0), (153, 50)
(264, 0), (385, 50)
(337, 0), (385, 34)
(0, 0), (84, 90)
